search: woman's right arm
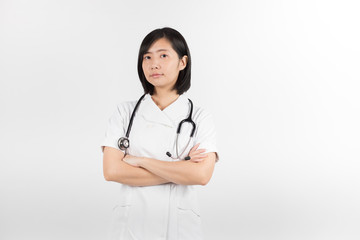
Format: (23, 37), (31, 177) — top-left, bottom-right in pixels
(103, 146), (170, 187)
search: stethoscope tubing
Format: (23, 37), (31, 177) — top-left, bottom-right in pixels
(125, 94), (147, 138)
(118, 94), (196, 160)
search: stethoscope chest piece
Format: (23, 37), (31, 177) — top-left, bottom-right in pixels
(118, 137), (130, 150)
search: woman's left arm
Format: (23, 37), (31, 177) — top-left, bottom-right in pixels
(123, 152), (217, 186)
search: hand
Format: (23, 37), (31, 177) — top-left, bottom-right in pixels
(187, 143), (208, 162)
(123, 154), (143, 167)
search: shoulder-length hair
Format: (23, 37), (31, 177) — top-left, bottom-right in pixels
(137, 27), (192, 95)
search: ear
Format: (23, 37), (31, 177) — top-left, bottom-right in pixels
(179, 55), (188, 71)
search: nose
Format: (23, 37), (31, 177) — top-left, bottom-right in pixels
(151, 63), (159, 70)
(150, 58), (160, 70)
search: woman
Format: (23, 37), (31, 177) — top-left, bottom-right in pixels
(101, 27), (219, 240)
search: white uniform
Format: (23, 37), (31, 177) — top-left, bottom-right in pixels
(101, 93), (219, 240)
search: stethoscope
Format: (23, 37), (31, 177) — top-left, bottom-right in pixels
(118, 94), (196, 160)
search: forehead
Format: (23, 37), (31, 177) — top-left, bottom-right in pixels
(145, 38), (175, 54)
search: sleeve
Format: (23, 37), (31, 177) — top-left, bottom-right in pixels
(100, 104), (127, 154)
(194, 109), (220, 162)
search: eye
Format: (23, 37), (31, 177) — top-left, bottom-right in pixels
(160, 54), (168, 58)
(143, 55), (150, 60)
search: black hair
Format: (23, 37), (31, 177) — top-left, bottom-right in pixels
(137, 27), (191, 95)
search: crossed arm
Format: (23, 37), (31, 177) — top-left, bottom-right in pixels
(102, 144), (216, 187)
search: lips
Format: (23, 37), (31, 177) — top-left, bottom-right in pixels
(150, 73), (163, 77)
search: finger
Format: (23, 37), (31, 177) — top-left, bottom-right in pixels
(189, 149), (205, 157)
(196, 153), (208, 159)
(190, 157), (206, 162)
(190, 153), (208, 162)
(193, 149), (206, 155)
(189, 151), (206, 158)
(189, 156), (203, 162)
(190, 143), (201, 152)
(190, 159), (203, 162)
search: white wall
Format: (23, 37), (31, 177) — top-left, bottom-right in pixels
(1, 0), (359, 239)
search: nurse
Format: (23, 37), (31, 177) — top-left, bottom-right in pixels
(101, 27), (219, 240)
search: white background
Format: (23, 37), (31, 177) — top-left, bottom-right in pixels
(1, 0), (359, 239)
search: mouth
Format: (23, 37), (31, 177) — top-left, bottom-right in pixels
(150, 73), (164, 78)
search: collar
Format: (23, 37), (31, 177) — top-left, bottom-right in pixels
(137, 93), (191, 127)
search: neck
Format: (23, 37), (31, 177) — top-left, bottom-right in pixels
(151, 89), (180, 111)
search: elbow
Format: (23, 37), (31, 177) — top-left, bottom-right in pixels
(103, 171), (112, 181)
(199, 178), (210, 186)
(103, 169), (117, 182)
(104, 169), (128, 184)
(199, 180), (208, 186)
(198, 173), (212, 186)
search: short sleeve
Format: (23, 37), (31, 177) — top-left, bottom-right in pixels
(100, 104), (127, 154)
(194, 109), (220, 162)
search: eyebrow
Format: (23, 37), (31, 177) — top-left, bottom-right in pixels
(144, 49), (169, 54)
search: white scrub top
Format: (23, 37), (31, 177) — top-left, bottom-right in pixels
(101, 93), (219, 240)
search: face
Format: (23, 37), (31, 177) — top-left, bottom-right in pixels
(142, 38), (187, 93)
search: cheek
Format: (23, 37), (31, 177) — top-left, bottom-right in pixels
(142, 64), (150, 78)
(167, 62), (180, 73)
(142, 62), (147, 72)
